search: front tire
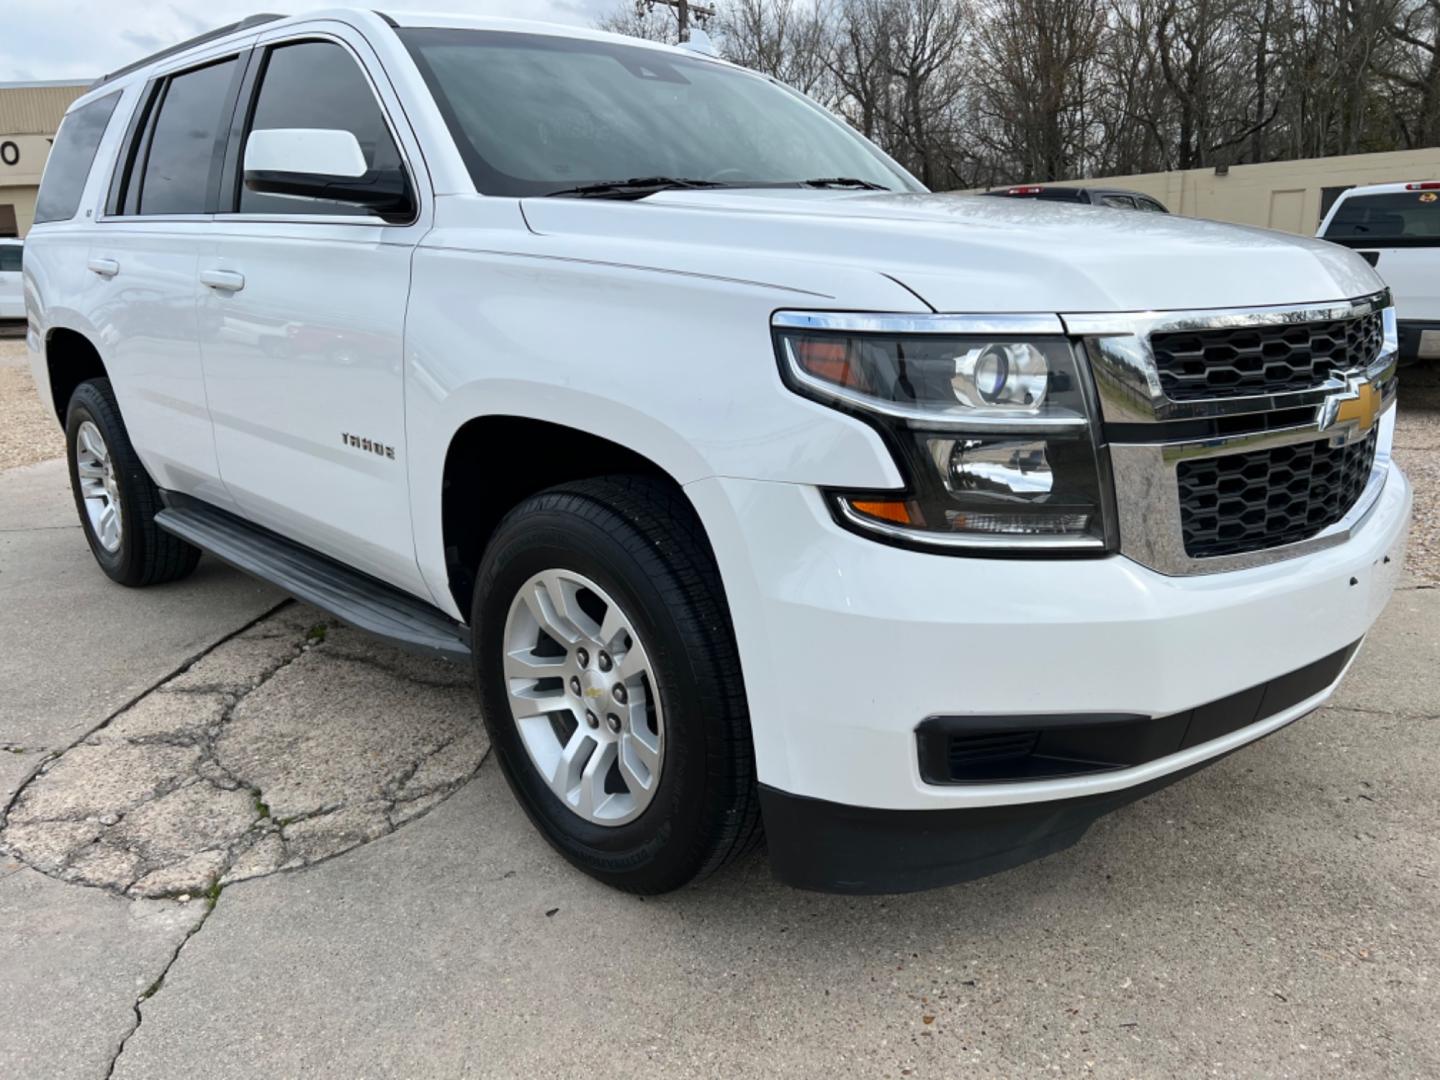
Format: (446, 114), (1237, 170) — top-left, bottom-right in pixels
(65, 378), (201, 587)
(473, 475), (761, 893)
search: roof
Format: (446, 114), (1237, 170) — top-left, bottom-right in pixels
(84, 8), (706, 95)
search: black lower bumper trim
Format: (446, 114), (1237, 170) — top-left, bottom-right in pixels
(1399, 319), (1440, 362)
(764, 637), (1363, 893)
(763, 759), (1217, 894)
(917, 640), (1359, 784)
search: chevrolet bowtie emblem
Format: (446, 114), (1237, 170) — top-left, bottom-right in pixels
(1319, 376), (1381, 437)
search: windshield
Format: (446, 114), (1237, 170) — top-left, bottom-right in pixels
(400, 29), (919, 197)
(1323, 191), (1440, 246)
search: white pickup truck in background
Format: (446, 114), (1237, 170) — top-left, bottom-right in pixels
(0, 238), (24, 323)
(1320, 180), (1440, 363)
(21, 10), (1411, 895)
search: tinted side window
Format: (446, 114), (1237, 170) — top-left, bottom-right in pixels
(33, 92), (122, 224)
(138, 59), (239, 215)
(239, 41), (403, 216)
(1098, 194), (1136, 209)
(0, 245), (21, 272)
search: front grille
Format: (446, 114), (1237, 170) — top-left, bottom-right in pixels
(1177, 431), (1378, 558)
(1151, 312), (1383, 401)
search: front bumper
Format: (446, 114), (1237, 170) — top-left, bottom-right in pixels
(687, 460), (1410, 890)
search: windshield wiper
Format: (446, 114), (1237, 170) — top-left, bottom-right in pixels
(800, 177), (891, 191)
(544, 177), (730, 199)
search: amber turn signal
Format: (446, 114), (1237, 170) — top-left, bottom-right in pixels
(847, 498), (917, 526)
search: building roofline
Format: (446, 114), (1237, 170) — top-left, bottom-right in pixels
(0, 79), (94, 90)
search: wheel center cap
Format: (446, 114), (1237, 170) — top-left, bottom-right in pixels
(579, 669), (608, 704)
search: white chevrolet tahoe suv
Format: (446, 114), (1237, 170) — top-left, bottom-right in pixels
(24, 10), (1411, 895)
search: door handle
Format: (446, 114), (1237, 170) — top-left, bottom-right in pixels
(87, 257), (119, 278)
(200, 269), (246, 292)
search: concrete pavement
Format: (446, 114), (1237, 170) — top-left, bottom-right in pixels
(102, 593), (1440, 1079)
(0, 458), (283, 756)
(2, 444), (1438, 1077)
(1, 455), (283, 1079)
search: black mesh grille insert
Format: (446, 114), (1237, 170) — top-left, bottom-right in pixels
(1151, 312), (1383, 401)
(1177, 431), (1378, 558)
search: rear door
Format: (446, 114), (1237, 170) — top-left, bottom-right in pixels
(197, 28), (432, 594)
(1320, 188), (1440, 328)
(90, 47), (251, 506)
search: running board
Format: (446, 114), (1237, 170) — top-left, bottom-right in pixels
(156, 495), (471, 661)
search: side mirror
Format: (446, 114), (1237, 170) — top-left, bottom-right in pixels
(242, 128), (412, 220)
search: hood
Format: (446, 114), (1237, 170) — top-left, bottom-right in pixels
(519, 189), (1383, 314)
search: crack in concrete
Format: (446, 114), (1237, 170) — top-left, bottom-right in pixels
(0, 600), (292, 841)
(102, 890), (221, 1080)
(1, 604), (489, 898)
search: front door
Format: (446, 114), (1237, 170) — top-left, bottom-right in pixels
(198, 33), (432, 595)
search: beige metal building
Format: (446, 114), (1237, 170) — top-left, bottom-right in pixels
(0, 80), (91, 237)
(995, 148), (1440, 235)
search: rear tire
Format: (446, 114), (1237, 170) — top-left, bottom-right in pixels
(472, 475), (761, 893)
(65, 378), (201, 587)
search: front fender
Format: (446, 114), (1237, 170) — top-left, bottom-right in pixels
(403, 243), (918, 617)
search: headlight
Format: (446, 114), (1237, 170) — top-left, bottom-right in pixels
(774, 317), (1112, 553)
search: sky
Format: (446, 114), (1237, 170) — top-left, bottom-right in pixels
(0, 0), (619, 82)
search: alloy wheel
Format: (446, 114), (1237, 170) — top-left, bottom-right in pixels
(75, 420), (122, 553)
(502, 570), (664, 826)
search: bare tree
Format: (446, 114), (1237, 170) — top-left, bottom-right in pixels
(591, 0), (1438, 189)
(973, 0), (1109, 180)
(1386, 0), (1440, 146)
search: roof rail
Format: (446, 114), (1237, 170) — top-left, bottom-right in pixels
(89, 13), (285, 89)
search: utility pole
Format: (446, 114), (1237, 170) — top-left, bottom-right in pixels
(634, 0), (716, 42)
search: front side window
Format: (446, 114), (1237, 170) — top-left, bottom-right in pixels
(1323, 192), (1440, 246)
(34, 92), (121, 224)
(1098, 194), (1136, 209)
(400, 29), (917, 197)
(238, 40), (405, 216)
(138, 58), (239, 215)
(0, 244), (21, 272)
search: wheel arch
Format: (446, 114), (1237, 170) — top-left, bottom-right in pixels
(44, 325), (109, 424)
(438, 415), (719, 618)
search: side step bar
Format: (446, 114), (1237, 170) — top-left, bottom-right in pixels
(156, 495), (471, 661)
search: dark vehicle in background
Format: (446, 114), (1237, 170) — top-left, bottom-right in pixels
(984, 185), (1169, 213)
